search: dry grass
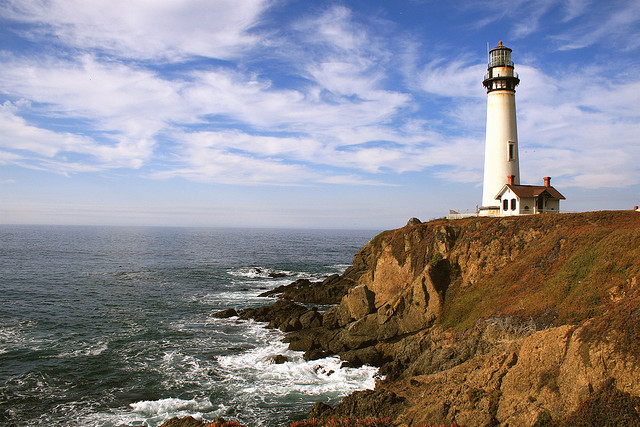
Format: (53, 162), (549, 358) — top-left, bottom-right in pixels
(439, 211), (640, 331)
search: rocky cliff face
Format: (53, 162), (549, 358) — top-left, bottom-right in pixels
(240, 211), (640, 426)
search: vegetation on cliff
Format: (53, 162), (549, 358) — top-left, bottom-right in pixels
(438, 211), (640, 330)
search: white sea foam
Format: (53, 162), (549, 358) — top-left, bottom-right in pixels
(81, 398), (225, 427)
(193, 290), (268, 312)
(228, 266), (293, 279)
(158, 350), (217, 390)
(217, 322), (379, 400)
(0, 320), (44, 354)
(227, 266), (325, 282)
(57, 340), (108, 358)
(130, 397), (214, 417)
(328, 264), (351, 274)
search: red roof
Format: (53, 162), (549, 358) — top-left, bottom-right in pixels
(495, 184), (566, 200)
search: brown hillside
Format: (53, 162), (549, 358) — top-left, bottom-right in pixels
(302, 210), (640, 426)
(347, 211), (640, 331)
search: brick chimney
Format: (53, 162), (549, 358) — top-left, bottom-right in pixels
(543, 176), (551, 187)
(508, 175), (515, 185)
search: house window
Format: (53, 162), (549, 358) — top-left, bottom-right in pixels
(511, 199), (516, 210)
(503, 199), (508, 211)
(508, 142), (515, 161)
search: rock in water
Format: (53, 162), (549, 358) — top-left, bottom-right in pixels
(271, 354), (289, 364)
(268, 272), (288, 278)
(211, 308), (238, 318)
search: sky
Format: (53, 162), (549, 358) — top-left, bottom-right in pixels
(0, 0), (639, 229)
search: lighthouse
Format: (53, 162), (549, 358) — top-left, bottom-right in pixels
(480, 41), (520, 215)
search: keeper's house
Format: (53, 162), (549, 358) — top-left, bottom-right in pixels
(496, 176), (565, 216)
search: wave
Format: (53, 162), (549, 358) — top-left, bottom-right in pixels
(227, 266), (328, 282)
(217, 322), (378, 399)
(228, 266), (294, 279)
(211, 321), (379, 425)
(0, 319), (44, 354)
(79, 397), (226, 427)
(130, 397), (215, 417)
(158, 350), (219, 390)
(327, 264), (351, 274)
(56, 340), (109, 358)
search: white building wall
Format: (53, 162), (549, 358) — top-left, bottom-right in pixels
(499, 188), (520, 216)
(543, 198), (560, 213)
(519, 197), (536, 214)
(498, 192), (560, 216)
(482, 90), (520, 208)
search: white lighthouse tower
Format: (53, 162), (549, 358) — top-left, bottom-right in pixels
(480, 41), (520, 215)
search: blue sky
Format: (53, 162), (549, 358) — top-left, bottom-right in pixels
(1, 0), (639, 229)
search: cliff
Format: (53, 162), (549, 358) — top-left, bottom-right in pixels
(174, 210), (640, 427)
(278, 211), (640, 426)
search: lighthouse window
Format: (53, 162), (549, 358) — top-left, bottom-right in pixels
(508, 142), (515, 161)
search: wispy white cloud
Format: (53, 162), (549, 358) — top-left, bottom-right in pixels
(417, 60), (486, 98)
(0, 0), (271, 60)
(463, 0), (558, 38)
(516, 65), (640, 189)
(551, 0), (640, 51)
(562, 0), (592, 22)
(0, 0), (638, 195)
(0, 55), (186, 170)
(0, 101), (84, 157)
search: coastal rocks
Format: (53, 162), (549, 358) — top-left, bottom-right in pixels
(248, 267), (289, 278)
(283, 312), (386, 366)
(395, 342), (520, 426)
(259, 275), (356, 304)
(211, 308), (238, 318)
(497, 319), (640, 425)
(309, 388), (405, 422)
(225, 211), (640, 426)
(160, 416), (206, 427)
(270, 354), (289, 364)
(341, 285), (376, 321)
(285, 327), (334, 356)
(239, 299), (310, 331)
(274, 274), (440, 366)
(299, 309), (323, 329)
(375, 270), (439, 340)
(269, 256), (446, 366)
(367, 316), (640, 426)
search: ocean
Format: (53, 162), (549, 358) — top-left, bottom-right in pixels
(0, 225), (380, 426)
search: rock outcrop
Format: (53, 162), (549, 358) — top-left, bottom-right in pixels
(231, 211), (640, 426)
(259, 275), (355, 304)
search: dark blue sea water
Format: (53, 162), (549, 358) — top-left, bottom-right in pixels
(0, 225), (379, 426)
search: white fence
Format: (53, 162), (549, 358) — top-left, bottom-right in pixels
(446, 209), (479, 220)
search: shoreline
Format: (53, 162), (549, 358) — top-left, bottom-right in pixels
(168, 211), (640, 426)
